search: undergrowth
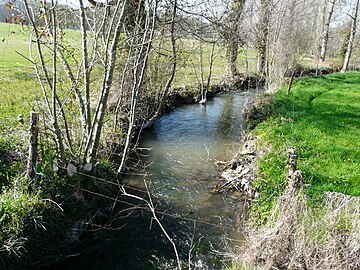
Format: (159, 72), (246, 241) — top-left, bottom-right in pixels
(230, 181), (360, 270)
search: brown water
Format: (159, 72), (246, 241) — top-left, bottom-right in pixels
(50, 90), (262, 270)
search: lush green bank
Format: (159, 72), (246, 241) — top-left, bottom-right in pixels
(227, 71), (360, 270)
(249, 71), (360, 218)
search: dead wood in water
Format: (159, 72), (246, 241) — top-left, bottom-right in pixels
(215, 134), (261, 198)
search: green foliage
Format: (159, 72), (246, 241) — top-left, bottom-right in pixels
(0, 139), (23, 189)
(0, 189), (46, 258)
(251, 71), (360, 223)
(225, 262), (263, 270)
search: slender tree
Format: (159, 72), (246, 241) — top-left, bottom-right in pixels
(319, 0), (337, 62)
(341, 0), (360, 72)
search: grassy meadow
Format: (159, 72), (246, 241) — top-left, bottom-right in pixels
(229, 71), (360, 270)
(250, 71), (360, 217)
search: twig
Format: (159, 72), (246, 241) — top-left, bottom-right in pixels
(120, 181), (182, 269)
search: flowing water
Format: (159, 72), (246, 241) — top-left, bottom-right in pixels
(50, 89), (262, 270)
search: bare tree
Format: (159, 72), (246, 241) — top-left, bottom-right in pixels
(319, 0), (337, 62)
(262, 0), (316, 87)
(21, 0), (165, 171)
(341, 0), (360, 72)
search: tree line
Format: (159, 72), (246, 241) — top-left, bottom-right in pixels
(4, 0), (360, 178)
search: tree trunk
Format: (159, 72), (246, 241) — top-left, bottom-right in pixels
(224, 0), (246, 80)
(256, 0), (272, 77)
(339, 22), (352, 59)
(341, 0), (360, 72)
(50, 0), (66, 165)
(27, 112), (39, 180)
(319, 0), (336, 62)
(226, 40), (239, 79)
(204, 40), (216, 101)
(79, 0), (92, 137)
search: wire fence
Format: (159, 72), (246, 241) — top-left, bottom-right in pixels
(56, 165), (239, 231)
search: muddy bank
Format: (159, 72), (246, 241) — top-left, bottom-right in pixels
(213, 83), (274, 198)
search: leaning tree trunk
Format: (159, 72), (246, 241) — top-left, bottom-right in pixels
(341, 0), (360, 72)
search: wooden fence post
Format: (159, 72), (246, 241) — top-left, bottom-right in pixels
(288, 147), (304, 190)
(288, 146), (297, 176)
(27, 111), (39, 179)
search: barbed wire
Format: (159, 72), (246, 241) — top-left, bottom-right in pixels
(65, 182), (235, 231)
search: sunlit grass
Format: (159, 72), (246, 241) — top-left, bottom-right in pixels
(253, 71), (360, 203)
(0, 23), (41, 127)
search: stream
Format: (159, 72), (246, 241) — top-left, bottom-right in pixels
(50, 89), (262, 270)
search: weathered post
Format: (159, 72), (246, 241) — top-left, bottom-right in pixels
(27, 112), (39, 179)
(288, 147), (304, 190)
(288, 146), (297, 176)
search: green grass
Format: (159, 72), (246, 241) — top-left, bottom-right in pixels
(0, 23), (38, 120)
(252, 71), (360, 213)
(0, 22), (256, 120)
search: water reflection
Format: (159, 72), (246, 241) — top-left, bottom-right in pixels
(217, 95), (234, 137)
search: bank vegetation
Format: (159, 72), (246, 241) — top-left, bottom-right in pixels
(226, 71), (360, 270)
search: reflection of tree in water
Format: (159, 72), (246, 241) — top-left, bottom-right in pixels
(217, 95), (234, 137)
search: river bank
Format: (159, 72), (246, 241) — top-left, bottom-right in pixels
(0, 76), (262, 269)
(224, 71), (360, 269)
(34, 84), (264, 270)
